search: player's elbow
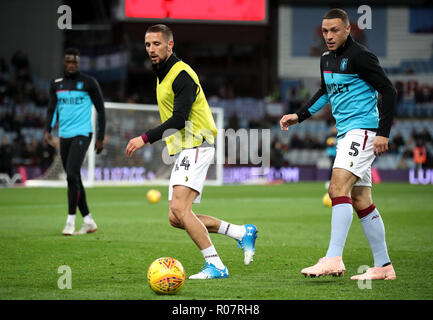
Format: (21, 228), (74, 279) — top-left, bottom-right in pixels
(171, 114), (189, 131)
(380, 85), (397, 101)
(389, 85), (397, 99)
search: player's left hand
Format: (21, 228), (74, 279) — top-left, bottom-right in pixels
(373, 136), (389, 156)
(95, 139), (104, 154)
(126, 136), (145, 157)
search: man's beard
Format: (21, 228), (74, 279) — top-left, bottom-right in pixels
(65, 69), (77, 76)
(153, 55), (168, 69)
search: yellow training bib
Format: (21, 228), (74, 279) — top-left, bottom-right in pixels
(156, 60), (217, 155)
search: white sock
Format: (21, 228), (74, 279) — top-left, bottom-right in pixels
(66, 215), (76, 225)
(326, 200), (353, 258)
(201, 245), (225, 270)
(218, 221), (245, 241)
(83, 213), (93, 224)
(359, 208), (391, 267)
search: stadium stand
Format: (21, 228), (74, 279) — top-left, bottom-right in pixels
(0, 53), (55, 181)
(1, 5), (433, 184)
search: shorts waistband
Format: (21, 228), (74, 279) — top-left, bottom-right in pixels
(337, 128), (377, 139)
(193, 141), (214, 149)
(171, 141), (215, 156)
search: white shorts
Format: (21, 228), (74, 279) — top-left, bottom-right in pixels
(333, 129), (376, 187)
(168, 147), (215, 203)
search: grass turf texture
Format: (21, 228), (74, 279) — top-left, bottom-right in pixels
(0, 182), (432, 300)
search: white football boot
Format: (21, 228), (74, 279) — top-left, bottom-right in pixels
(62, 223), (75, 236)
(75, 220), (98, 235)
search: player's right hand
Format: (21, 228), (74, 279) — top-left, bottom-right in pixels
(44, 131), (55, 147)
(280, 114), (299, 131)
(126, 136), (145, 157)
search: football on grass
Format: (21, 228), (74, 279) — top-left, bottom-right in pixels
(147, 257), (186, 295)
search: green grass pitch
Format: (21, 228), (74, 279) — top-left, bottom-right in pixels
(1, 182), (432, 300)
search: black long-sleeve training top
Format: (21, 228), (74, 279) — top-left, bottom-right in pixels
(45, 71), (106, 140)
(295, 35), (397, 138)
(143, 54), (197, 144)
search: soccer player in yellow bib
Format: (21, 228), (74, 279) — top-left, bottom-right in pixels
(126, 24), (258, 279)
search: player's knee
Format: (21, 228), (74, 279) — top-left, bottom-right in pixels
(328, 183), (347, 199)
(168, 209), (183, 229)
(169, 203), (187, 222)
(66, 171), (80, 185)
(351, 189), (372, 212)
(351, 193), (362, 209)
(169, 219), (182, 229)
(352, 202), (362, 212)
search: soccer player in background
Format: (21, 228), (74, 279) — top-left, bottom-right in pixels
(45, 48), (106, 236)
(280, 9), (397, 280)
(126, 24), (258, 279)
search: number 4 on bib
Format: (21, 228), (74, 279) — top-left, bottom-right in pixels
(180, 156), (190, 170)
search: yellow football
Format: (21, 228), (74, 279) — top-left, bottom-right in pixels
(147, 257), (186, 295)
(322, 193), (332, 208)
(147, 189), (161, 204)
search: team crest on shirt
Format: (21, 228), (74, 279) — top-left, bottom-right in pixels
(340, 58), (348, 71)
(76, 81), (84, 90)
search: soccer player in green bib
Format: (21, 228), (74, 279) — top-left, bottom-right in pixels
(126, 24), (258, 279)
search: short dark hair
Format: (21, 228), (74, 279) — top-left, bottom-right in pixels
(323, 8), (350, 26)
(145, 24), (173, 42)
(64, 48), (80, 57)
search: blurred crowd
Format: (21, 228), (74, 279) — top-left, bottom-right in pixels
(0, 51), (55, 178)
(396, 82), (433, 104)
(390, 128), (433, 169)
(1, 50), (433, 180)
